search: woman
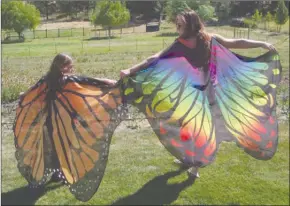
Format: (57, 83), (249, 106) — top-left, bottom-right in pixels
(120, 9), (277, 178)
(121, 10), (276, 78)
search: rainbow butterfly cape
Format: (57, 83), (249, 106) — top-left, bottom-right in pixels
(13, 38), (282, 201)
(122, 37), (282, 167)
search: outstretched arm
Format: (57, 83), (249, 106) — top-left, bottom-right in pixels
(94, 78), (117, 86)
(120, 54), (159, 78)
(120, 50), (165, 78)
(120, 41), (177, 78)
(214, 34), (276, 51)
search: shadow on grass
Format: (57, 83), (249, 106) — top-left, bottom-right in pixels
(1, 181), (63, 205)
(112, 169), (196, 205)
(84, 36), (119, 41)
(1, 40), (25, 44)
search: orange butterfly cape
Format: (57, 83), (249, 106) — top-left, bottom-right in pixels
(14, 75), (125, 201)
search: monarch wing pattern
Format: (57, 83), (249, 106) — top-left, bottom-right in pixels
(13, 78), (53, 185)
(123, 57), (217, 167)
(50, 76), (123, 201)
(14, 75), (124, 201)
(210, 38), (282, 159)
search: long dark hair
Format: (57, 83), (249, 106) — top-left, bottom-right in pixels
(46, 53), (72, 91)
(177, 10), (211, 68)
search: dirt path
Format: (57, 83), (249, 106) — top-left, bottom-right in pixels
(1, 101), (18, 137)
(37, 21), (92, 30)
(36, 21), (146, 31)
(1, 101), (150, 139)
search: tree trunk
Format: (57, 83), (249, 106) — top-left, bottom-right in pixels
(17, 32), (24, 41)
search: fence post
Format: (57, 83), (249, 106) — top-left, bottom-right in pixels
(247, 27), (250, 39)
(58, 28), (60, 37)
(33, 30), (35, 39)
(163, 38), (165, 49)
(46, 29), (48, 38)
(83, 27), (85, 37)
(71, 28), (72, 37)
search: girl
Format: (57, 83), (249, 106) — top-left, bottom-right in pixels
(20, 53), (116, 96)
(19, 53), (117, 183)
(46, 53), (116, 88)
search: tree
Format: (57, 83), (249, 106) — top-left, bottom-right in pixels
(165, 0), (190, 23)
(251, 9), (262, 28)
(154, 0), (167, 23)
(197, 5), (215, 22)
(215, 2), (231, 23)
(265, 11), (273, 30)
(230, 1), (260, 17)
(29, 1), (57, 21)
(2, 1), (41, 38)
(91, 1), (130, 37)
(275, 0), (289, 32)
(126, 1), (161, 22)
(186, 0), (199, 11)
(252, 9), (262, 22)
(186, 0), (212, 11)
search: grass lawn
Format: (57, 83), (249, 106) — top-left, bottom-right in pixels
(1, 123), (289, 205)
(1, 23), (289, 205)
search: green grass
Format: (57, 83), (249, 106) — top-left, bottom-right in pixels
(1, 123), (289, 205)
(257, 19), (290, 34)
(1, 23), (289, 205)
(1, 25), (142, 41)
(2, 25), (289, 103)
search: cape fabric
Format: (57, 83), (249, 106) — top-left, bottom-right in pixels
(121, 37), (282, 167)
(13, 75), (126, 202)
(13, 38), (282, 201)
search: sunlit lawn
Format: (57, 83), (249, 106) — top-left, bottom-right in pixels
(1, 23), (289, 205)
